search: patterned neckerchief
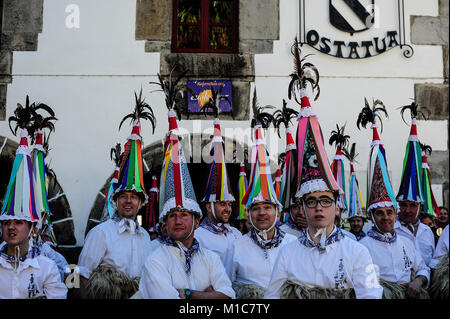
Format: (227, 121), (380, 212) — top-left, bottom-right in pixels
(367, 227), (397, 244)
(250, 226), (285, 250)
(0, 243), (40, 263)
(353, 231), (366, 241)
(199, 217), (230, 235)
(298, 227), (344, 253)
(161, 236), (200, 275)
(286, 217), (303, 232)
(112, 212), (143, 235)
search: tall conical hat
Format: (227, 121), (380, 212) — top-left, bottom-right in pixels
(294, 89), (342, 199)
(357, 98), (397, 213)
(274, 164), (282, 201)
(102, 143), (122, 221)
(396, 103), (424, 203)
(1, 128), (40, 222)
(343, 143), (366, 220)
(202, 118), (235, 202)
(279, 127), (297, 209)
(420, 144), (440, 217)
(329, 124), (350, 211)
(145, 175), (159, 232)
(159, 109), (202, 221)
(237, 163), (249, 220)
(241, 89), (281, 209)
(113, 90), (156, 205)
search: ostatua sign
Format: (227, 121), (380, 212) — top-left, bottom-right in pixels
(299, 0), (413, 59)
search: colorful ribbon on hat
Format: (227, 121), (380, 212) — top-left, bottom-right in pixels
(1, 128), (40, 221)
(348, 161), (365, 219)
(366, 123), (397, 211)
(421, 151), (440, 216)
(274, 165), (281, 200)
(202, 119), (234, 202)
(241, 126), (280, 208)
(31, 130), (51, 217)
(146, 175), (159, 231)
(397, 118), (424, 203)
(115, 120), (148, 204)
(280, 128), (297, 209)
(331, 146), (348, 211)
(237, 163), (248, 220)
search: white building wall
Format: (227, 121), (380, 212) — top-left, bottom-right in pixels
(0, 0), (445, 245)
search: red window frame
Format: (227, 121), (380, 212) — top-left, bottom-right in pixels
(172, 0), (239, 54)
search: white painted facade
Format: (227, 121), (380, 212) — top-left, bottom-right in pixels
(0, 0), (446, 245)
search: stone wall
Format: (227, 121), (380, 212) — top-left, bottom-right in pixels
(136, 0), (280, 121)
(412, 0), (449, 208)
(0, 0), (43, 120)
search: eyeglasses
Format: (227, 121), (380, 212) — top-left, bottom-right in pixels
(303, 197), (335, 209)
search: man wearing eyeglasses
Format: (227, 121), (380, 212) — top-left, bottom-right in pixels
(77, 190), (153, 299)
(264, 181), (382, 299)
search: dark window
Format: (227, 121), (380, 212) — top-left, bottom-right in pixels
(172, 0), (238, 53)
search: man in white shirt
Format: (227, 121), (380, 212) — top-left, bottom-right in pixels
(77, 190), (152, 298)
(279, 198), (307, 237)
(226, 200), (296, 298)
(394, 200), (435, 266)
(195, 118), (242, 269)
(0, 218), (67, 299)
(360, 206), (430, 299)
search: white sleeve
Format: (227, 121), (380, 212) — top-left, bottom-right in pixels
(139, 251), (181, 299)
(412, 244), (431, 287)
(77, 227), (107, 279)
(208, 251), (235, 298)
(429, 225), (449, 269)
(42, 244), (69, 281)
(264, 245), (289, 299)
(42, 259), (68, 299)
(420, 227), (436, 266)
(351, 244), (383, 299)
(224, 241), (237, 282)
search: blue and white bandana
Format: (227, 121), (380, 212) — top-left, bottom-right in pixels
(161, 236), (200, 275)
(250, 226), (286, 259)
(298, 227), (344, 253)
(199, 217), (230, 235)
(0, 243), (40, 263)
(367, 227), (397, 244)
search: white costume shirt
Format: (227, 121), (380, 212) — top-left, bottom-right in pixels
(78, 218), (152, 279)
(0, 254), (67, 299)
(195, 223), (242, 270)
(429, 225), (449, 269)
(394, 220), (435, 266)
(264, 228), (383, 299)
(340, 228), (357, 241)
(139, 244), (235, 299)
(226, 231), (296, 288)
(0, 240), (69, 282)
(360, 234), (430, 285)
(279, 223), (302, 237)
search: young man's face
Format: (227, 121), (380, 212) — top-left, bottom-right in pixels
(290, 201), (307, 228)
(398, 200), (421, 224)
(206, 201), (232, 223)
(1, 219), (32, 247)
(165, 210), (199, 242)
(349, 216), (364, 233)
(116, 191), (142, 220)
(303, 191), (337, 230)
(249, 202), (279, 231)
(372, 206), (396, 234)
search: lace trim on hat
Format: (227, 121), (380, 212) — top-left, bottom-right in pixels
(0, 215), (34, 222)
(295, 179), (330, 199)
(160, 197), (202, 221)
(298, 107), (316, 119)
(367, 200), (394, 212)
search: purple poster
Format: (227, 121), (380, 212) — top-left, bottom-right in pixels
(187, 80), (233, 113)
